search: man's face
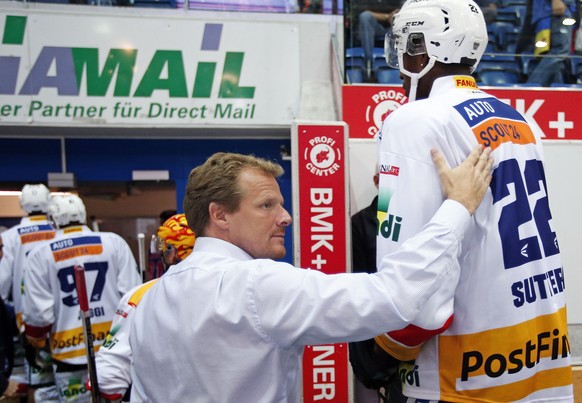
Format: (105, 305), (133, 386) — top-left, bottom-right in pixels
(225, 168), (292, 260)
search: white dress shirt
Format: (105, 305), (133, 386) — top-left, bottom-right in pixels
(130, 200), (469, 402)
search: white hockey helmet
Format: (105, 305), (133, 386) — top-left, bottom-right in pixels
(48, 194), (87, 228)
(20, 184), (51, 214)
(385, 0), (488, 79)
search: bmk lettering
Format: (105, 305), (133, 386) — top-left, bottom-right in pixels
(310, 189), (334, 254)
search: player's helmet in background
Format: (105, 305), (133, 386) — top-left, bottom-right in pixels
(48, 194), (87, 228)
(156, 214), (195, 265)
(386, 0), (488, 73)
(20, 184), (51, 214)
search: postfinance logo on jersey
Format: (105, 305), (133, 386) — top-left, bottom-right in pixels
(453, 97), (537, 151)
(51, 321), (111, 361)
(438, 307), (571, 401)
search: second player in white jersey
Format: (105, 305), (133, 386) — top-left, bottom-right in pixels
(0, 184), (56, 331)
(24, 194), (141, 403)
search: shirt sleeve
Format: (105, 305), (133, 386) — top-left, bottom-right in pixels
(96, 280), (156, 399)
(95, 288), (134, 399)
(249, 199), (469, 348)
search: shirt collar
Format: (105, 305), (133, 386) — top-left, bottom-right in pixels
(193, 237), (254, 261)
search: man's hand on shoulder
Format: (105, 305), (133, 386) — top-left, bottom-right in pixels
(431, 145), (493, 215)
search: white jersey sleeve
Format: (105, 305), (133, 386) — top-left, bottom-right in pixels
(95, 280), (157, 399)
(109, 233), (142, 297)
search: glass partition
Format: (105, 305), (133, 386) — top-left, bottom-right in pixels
(343, 0), (582, 87)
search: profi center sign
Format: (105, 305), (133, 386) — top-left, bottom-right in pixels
(292, 122), (351, 402)
(0, 10), (300, 127)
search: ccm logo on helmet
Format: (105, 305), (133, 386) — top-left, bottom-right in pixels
(405, 21), (425, 26)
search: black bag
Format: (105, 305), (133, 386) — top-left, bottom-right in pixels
(348, 338), (400, 390)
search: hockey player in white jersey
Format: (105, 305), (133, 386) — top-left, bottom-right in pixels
(0, 184), (55, 331)
(371, 0), (573, 401)
(23, 194), (141, 403)
(93, 213), (195, 402)
(0, 184), (58, 401)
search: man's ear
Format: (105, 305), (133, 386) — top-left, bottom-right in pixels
(208, 202), (229, 230)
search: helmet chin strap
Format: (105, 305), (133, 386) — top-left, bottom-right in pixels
(399, 56), (436, 103)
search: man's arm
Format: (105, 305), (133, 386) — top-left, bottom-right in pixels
(94, 280), (157, 401)
(256, 147), (494, 347)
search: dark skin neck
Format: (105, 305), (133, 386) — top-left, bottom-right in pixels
(404, 53), (473, 100)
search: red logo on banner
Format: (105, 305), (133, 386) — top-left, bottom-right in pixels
(293, 123), (349, 403)
(342, 84), (582, 141)
(342, 86), (408, 139)
(302, 135), (343, 177)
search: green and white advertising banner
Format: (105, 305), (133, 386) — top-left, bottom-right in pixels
(0, 4), (301, 127)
